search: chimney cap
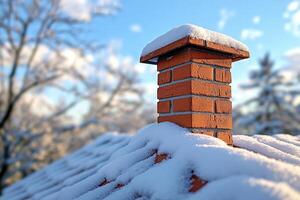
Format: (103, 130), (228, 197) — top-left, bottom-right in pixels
(140, 24), (250, 64)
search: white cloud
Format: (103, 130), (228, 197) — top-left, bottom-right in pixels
(60, 0), (120, 21)
(96, 0), (121, 14)
(284, 47), (300, 69)
(252, 16), (261, 24)
(287, 0), (300, 12)
(241, 29), (264, 40)
(105, 54), (120, 70)
(285, 47), (300, 59)
(88, 48), (141, 83)
(102, 40), (147, 77)
(1, 43), (95, 82)
(130, 24), (142, 33)
(22, 93), (56, 117)
(218, 9), (235, 30)
(60, 0), (91, 21)
(279, 47), (300, 84)
(284, 0), (300, 37)
(102, 44), (156, 103)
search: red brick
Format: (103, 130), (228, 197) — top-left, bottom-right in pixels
(215, 68), (231, 83)
(115, 183), (125, 189)
(173, 63), (213, 81)
(155, 153), (169, 164)
(157, 81), (191, 99)
(157, 48), (232, 71)
(205, 41), (250, 61)
(158, 71), (172, 85)
(215, 99), (232, 114)
(99, 179), (110, 187)
(189, 175), (207, 192)
(206, 41), (243, 58)
(158, 114), (192, 127)
(193, 114), (232, 129)
(158, 80), (231, 99)
(157, 101), (171, 113)
(191, 80), (231, 98)
(217, 131), (233, 145)
(158, 114), (232, 129)
(172, 64), (191, 80)
(173, 97), (214, 112)
(192, 58), (232, 68)
(158, 49), (191, 71)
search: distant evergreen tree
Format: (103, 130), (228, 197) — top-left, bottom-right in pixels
(234, 53), (300, 135)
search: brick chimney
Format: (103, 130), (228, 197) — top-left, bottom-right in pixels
(140, 24), (250, 145)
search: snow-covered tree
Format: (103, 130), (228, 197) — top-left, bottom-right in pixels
(234, 53), (300, 135)
(0, 0), (153, 192)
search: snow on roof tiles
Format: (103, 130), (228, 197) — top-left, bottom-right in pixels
(141, 24), (249, 57)
(2, 122), (300, 200)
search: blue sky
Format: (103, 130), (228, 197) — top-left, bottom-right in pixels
(53, 0), (300, 122)
(81, 0), (300, 105)
(2, 0), (299, 122)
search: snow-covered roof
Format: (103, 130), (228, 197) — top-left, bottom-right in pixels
(2, 123), (300, 200)
(141, 24), (249, 57)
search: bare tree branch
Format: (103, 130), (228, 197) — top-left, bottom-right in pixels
(0, 0), (148, 193)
